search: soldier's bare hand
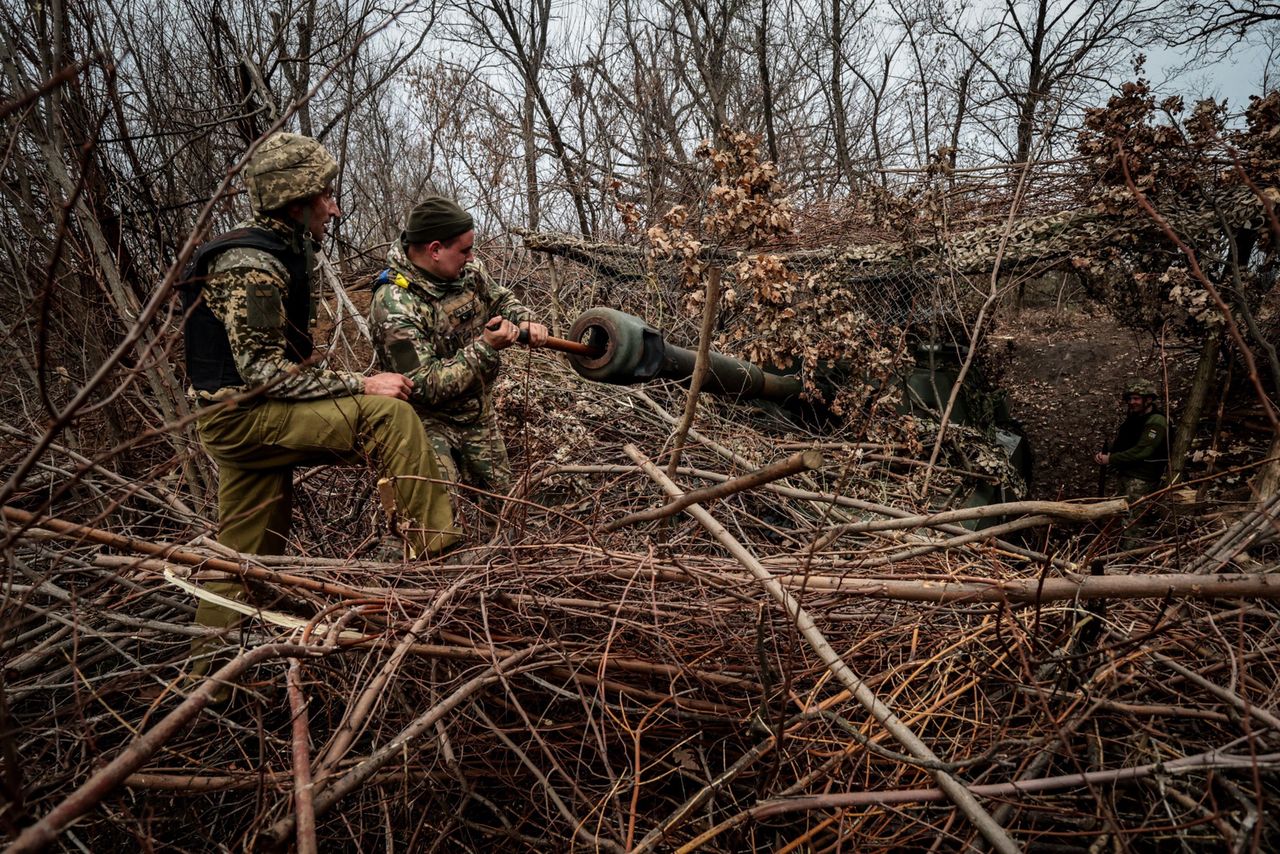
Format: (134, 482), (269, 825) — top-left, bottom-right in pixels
(1094, 452), (1109, 465)
(482, 316), (520, 350)
(363, 372), (413, 400)
(520, 321), (549, 347)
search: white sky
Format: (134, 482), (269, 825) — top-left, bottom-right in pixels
(1151, 40), (1271, 114)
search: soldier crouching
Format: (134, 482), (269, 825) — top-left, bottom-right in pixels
(367, 196), (548, 504)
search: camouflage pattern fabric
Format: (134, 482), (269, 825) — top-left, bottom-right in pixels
(188, 218), (460, 688)
(1119, 475), (1160, 505)
(1114, 474), (1162, 550)
(368, 239), (531, 490)
(422, 402), (512, 494)
(244, 132), (338, 212)
(1123, 378), (1158, 397)
(199, 214), (364, 401)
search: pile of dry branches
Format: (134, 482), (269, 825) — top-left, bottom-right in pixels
(4, 356), (1279, 852)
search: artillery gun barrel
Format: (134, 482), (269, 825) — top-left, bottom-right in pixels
(560, 306), (802, 402)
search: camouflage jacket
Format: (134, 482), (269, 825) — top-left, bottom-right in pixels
(368, 240), (531, 424)
(199, 214), (363, 400)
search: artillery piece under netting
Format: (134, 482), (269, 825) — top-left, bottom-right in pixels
(520, 187), (1268, 502)
(528, 303), (1032, 523)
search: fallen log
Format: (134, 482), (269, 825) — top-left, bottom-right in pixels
(762, 569), (1280, 604)
(3, 506), (372, 600)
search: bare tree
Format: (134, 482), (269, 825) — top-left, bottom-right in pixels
(934, 0), (1164, 165)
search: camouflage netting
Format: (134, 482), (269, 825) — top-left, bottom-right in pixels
(537, 189), (1259, 327)
(522, 184), (1269, 335)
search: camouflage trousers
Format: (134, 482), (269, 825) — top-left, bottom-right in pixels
(420, 404), (512, 496)
(189, 395), (459, 680)
(1113, 474), (1161, 549)
(1117, 475), (1160, 506)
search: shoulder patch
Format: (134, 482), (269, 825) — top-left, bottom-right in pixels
(209, 246), (288, 278)
(394, 272), (410, 289)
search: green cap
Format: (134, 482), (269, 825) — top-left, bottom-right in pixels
(402, 196), (473, 245)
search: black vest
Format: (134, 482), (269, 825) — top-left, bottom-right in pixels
(179, 226), (314, 394)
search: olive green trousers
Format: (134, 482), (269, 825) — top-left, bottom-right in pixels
(190, 395), (459, 674)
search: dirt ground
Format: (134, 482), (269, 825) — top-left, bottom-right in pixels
(997, 306), (1199, 501)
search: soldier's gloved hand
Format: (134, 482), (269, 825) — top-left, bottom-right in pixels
(482, 316), (520, 350)
(363, 372), (413, 400)
(520, 321), (549, 347)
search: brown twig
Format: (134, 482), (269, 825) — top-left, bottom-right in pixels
(750, 744), (1280, 816)
(667, 266), (723, 477)
(605, 450), (822, 532)
(286, 655), (317, 854)
(7, 643), (327, 854)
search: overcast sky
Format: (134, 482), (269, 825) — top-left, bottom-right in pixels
(1150, 39), (1271, 114)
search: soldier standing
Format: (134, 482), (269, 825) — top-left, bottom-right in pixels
(181, 134), (459, 684)
(367, 196), (548, 497)
(1094, 378), (1169, 503)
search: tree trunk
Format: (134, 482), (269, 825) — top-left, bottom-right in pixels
(522, 84), (540, 231)
(1255, 433), (1280, 501)
(828, 0), (853, 189)
(755, 0), (778, 163)
(1169, 326), (1221, 484)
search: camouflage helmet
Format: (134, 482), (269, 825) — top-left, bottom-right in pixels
(1123, 378), (1158, 398)
(243, 132), (338, 212)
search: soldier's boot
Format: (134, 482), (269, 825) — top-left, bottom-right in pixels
(187, 580), (249, 704)
(186, 465), (291, 703)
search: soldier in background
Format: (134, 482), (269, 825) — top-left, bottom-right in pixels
(1094, 378), (1169, 503)
(367, 196), (548, 498)
(180, 134), (459, 687)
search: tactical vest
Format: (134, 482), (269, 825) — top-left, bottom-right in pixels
(436, 287), (487, 355)
(377, 267), (489, 357)
(179, 227), (314, 394)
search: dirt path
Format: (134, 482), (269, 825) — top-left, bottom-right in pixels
(998, 308), (1193, 500)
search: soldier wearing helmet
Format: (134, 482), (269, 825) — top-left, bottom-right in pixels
(180, 133), (459, 690)
(1093, 378), (1169, 503)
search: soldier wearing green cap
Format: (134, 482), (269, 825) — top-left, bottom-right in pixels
(1094, 378), (1169, 503)
(367, 196), (548, 498)
(181, 134), (459, 690)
